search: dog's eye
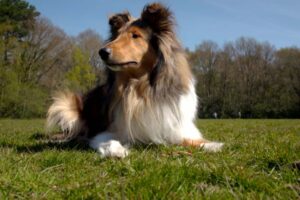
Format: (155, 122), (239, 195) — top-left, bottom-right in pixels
(132, 33), (140, 39)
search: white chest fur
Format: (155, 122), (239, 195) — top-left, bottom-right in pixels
(109, 82), (203, 144)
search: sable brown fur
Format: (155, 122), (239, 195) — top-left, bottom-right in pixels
(48, 2), (192, 139)
(109, 12), (131, 39)
(46, 2), (224, 156)
(141, 3), (174, 35)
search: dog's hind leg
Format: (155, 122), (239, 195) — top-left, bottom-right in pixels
(180, 123), (224, 152)
(89, 132), (129, 158)
(182, 139), (224, 152)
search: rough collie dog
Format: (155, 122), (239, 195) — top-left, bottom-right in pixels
(47, 3), (223, 158)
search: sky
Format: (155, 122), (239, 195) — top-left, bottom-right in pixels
(27, 0), (300, 50)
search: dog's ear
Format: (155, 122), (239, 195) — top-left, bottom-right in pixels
(142, 3), (178, 88)
(109, 12), (131, 38)
(141, 3), (174, 34)
(149, 49), (164, 87)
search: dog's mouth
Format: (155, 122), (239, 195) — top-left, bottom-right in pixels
(106, 61), (138, 71)
(106, 61), (138, 66)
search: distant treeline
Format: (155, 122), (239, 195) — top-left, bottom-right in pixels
(189, 39), (300, 118)
(0, 0), (299, 118)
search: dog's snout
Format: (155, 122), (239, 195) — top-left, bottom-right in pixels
(99, 48), (111, 61)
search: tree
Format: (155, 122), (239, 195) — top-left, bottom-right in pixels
(20, 17), (72, 88)
(76, 29), (102, 67)
(0, 0), (39, 64)
(190, 41), (220, 117)
(274, 47), (300, 117)
(75, 29), (106, 83)
(188, 37), (300, 118)
(65, 47), (97, 93)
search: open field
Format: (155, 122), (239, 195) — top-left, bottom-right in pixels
(0, 119), (299, 199)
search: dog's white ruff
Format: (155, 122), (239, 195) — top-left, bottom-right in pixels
(89, 82), (223, 157)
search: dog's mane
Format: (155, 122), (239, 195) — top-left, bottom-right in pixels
(107, 3), (191, 98)
(82, 3), (193, 138)
(47, 3), (223, 154)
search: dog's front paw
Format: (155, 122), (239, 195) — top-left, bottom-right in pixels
(99, 140), (129, 158)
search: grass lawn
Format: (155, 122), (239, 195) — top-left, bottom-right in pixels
(0, 119), (299, 199)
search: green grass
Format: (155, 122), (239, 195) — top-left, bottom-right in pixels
(0, 119), (299, 199)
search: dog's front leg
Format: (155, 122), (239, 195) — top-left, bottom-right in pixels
(89, 132), (129, 158)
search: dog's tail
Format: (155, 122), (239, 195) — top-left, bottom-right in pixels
(46, 91), (84, 140)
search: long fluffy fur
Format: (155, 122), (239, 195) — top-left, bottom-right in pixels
(46, 92), (83, 140)
(46, 3), (223, 157)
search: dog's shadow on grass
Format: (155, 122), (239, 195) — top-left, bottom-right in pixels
(1, 132), (169, 154)
(0, 132), (91, 153)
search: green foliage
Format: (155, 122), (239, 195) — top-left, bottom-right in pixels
(0, 0), (98, 118)
(0, 68), (48, 118)
(0, 24), (48, 118)
(65, 47), (96, 93)
(0, 119), (299, 199)
(0, 0), (39, 38)
(0, 68), (19, 114)
(0, 0), (47, 118)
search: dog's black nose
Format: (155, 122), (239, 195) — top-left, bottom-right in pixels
(99, 48), (111, 61)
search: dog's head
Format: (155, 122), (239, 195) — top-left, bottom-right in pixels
(99, 3), (175, 78)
